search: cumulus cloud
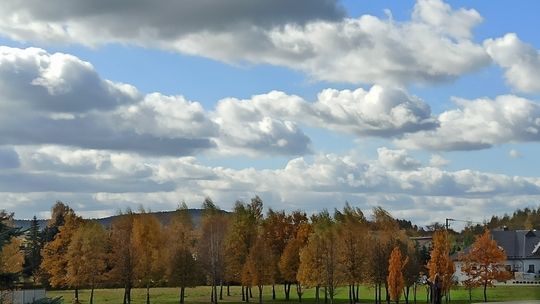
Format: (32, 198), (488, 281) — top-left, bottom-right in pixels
(217, 85), (437, 138)
(397, 95), (540, 151)
(429, 154), (450, 167)
(485, 33), (540, 93)
(0, 0), (489, 85)
(377, 147), (421, 170)
(5, 146), (540, 226)
(0, 46), (312, 156)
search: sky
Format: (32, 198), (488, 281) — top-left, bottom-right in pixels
(1, 0), (540, 228)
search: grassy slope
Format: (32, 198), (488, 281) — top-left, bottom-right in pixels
(48, 285), (540, 304)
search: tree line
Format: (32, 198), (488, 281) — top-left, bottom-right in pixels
(0, 198), (515, 304)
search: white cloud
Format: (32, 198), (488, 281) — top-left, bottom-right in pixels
(4, 147), (540, 226)
(429, 154), (450, 167)
(509, 149), (521, 159)
(217, 85), (437, 138)
(0, 46), (311, 156)
(397, 95), (540, 151)
(485, 33), (540, 93)
(377, 147), (421, 171)
(0, 0), (490, 85)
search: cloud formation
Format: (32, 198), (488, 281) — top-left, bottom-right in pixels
(0, 46), (312, 156)
(485, 33), (540, 93)
(5, 146), (540, 226)
(0, 0), (490, 85)
(397, 95), (540, 151)
(217, 85), (437, 138)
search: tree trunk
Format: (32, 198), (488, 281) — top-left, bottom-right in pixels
(250, 287), (253, 298)
(348, 285), (352, 304)
(146, 283), (150, 304)
(90, 284), (95, 304)
(483, 283), (487, 302)
(227, 284), (230, 297)
(74, 287), (79, 304)
(355, 283), (360, 303)
(413, 283), (417, 304)
(272, 284), (276, 300)
(385, 283), (390, 304)
(127, 286), (132, 304)
(315, 285), (320, 304)
(296, 283), (302, 303)
(324, 286), (328, 304)
(180, 286), (185, 304)
(404, 286), (409, 304)
(284, 283), (290, 301)
(242, 286), (246, 302)
(220, 282), (224, 300)
(123, 288), (127, 304)
(259, 285), (263, 304)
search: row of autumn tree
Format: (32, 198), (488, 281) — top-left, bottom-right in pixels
(1, 198), (511, 304)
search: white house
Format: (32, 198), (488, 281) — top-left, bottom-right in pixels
(454, 229), (540, 285)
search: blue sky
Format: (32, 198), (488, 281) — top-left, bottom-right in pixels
(1, 0), (540, 228)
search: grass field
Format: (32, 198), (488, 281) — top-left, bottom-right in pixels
(48, 284), (540, 303)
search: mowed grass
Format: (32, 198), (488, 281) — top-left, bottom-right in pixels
(48, 284), (540, 304)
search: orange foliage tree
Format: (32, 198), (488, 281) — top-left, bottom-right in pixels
(427, 230), (455, 300)
(387, 246), (407, 304)
(459, 229), (512, 302)
(41, 208), (83, 303)
(242, 236), (276, 304)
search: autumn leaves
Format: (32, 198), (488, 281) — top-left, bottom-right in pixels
(9, 199), (513, 304)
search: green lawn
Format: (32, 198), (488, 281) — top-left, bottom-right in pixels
(47, 284), (540, 304)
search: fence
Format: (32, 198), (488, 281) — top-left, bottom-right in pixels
(0, 289), (46, 304)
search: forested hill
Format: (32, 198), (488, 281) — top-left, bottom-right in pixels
(14, 209), (205, 230)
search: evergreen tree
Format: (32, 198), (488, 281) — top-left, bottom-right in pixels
(23, 216), (43, 282)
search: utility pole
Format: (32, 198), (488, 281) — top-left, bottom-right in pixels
(445, 218), (454, 230)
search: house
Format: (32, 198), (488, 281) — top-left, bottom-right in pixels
(454, 229), (540, 285)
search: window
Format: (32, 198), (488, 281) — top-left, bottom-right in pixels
(528, 264), (535, 273)
(505, 265), (512, 272)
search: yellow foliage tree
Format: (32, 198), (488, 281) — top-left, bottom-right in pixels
(41, 210), (83, 302)
(67, 221), (107, 304)
(427, 230), (455, 301)
(0, 237), (24, 274)
(459, 229), (512, 302)
(167, 204), (198, 304)
(132, 212), (165, 304)
(242, 236), (275, 304)
(108, 211), (136, 304)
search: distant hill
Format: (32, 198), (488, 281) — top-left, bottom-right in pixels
(14, 209), (206, 230)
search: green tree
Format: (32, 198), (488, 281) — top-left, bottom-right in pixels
(23, 216), (43, 283)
